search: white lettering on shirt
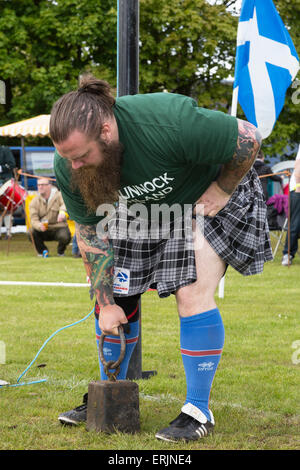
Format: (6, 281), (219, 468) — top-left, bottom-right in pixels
(119, 172), (175, 202)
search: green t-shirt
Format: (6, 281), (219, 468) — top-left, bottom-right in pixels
(54, 92), (238, 225)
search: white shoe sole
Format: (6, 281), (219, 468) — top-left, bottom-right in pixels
(155, 432), (177, 442)
(58, 416), (80, 426)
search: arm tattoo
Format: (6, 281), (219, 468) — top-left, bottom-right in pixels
(217, 119), (262, 195)
(76, 223), (115, 308)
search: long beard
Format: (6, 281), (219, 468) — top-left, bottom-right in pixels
(70, 141), (123, 213)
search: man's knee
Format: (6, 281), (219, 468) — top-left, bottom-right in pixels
(176, 278), (214, 305)
(56, 228), (71, 244)
(175, 259), (227, 316)
(31, 229), (45, 241)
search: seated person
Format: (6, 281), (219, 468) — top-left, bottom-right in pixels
(254, 150), (283, 201)
(29, 178), (71, 256)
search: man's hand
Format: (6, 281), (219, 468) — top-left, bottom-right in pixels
(99, 304), (128, 336)
(57, 211), (66, 223)
(39, 222), (47, 232)
(194, 181), (231, 217)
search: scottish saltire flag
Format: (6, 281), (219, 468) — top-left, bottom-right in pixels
(233, 0), (299, 139)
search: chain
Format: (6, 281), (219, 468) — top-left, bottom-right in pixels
(98, 326), (126, 382)
(103, 361), (121, 382)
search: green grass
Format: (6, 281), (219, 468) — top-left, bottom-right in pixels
(0, 233), (299, 450)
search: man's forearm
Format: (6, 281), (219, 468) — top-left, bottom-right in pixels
(217, 119), (262, 195)
(29, 210), (42, 231)
(76, 223), (115, 308)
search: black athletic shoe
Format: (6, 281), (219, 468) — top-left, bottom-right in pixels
(155, 403), (215, 442)
(58, 393), (88, 426)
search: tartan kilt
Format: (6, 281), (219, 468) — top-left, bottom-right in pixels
(204, 168), (273, 275)
(110, 168), (273, 298)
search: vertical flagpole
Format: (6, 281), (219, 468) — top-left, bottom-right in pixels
(231, 86), (238, 118)
(218, 276), (225, 298)
(218, 12), (240, 299)
(218, 80), (239, 298)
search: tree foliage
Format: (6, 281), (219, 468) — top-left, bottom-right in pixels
(0, 0), (117, 125)
(0, 0), (299, 157)
(139, 0), (237, 111)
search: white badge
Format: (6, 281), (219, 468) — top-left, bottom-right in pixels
(113, 267), (130, 294)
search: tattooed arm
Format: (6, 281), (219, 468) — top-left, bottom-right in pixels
(217, 119), (261, 195)
(195, 119), (261, 217)
(76, 223), (128, 335)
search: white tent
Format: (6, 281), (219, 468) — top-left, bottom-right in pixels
(0, 115), (51, 188)
(0, 114), (50, 138)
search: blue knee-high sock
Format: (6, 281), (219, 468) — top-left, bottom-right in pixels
(180, 308), (225, 421)
(95, 318), (139, 380)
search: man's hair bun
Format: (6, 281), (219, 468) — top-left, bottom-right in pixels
(78, 74), (115, 106)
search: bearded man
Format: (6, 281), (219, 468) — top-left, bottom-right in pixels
(49, 75), (272, 442)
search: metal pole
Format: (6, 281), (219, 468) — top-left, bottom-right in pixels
(117, 0), (139, 97)
(21, 137), (28, 190)
(117, 1), (156, 380)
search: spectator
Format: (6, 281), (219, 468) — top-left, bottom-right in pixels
(29, 178), (71, 256)
(282, 145), (300, 266)
(254, 150), (283, 201)
(0, 146), (16, 239)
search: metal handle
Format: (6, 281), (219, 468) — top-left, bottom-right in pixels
(99, 326), (126, 381)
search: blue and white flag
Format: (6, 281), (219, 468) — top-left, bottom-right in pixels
(233, 0), (299, 139)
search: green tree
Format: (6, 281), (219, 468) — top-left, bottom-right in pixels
(0, 0), (299, 157)
(0, 0), (117, 127)
(139, 0), (237, 111)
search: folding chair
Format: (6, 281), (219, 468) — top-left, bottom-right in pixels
(266, 194), (288, 258)
(269, 215), (288, 257)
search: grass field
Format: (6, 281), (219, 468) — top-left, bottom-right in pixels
(0, 233), (299, 451)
